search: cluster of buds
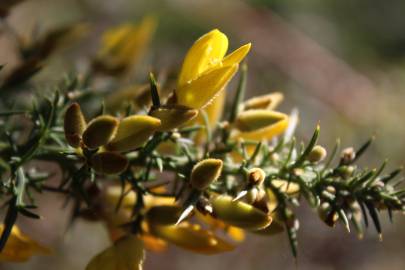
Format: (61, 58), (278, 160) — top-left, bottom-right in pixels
(64, 102), (161, 174)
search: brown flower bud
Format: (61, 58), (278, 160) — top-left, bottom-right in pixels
(190, 159), (223, 190)
(90, 151), (128, 175)
(247, 168), (266, 186)
(341, 147), (356, 164)
(82, 115), (119, 149)
(146, 205), (183, 226)
(64, 103), (86, 147)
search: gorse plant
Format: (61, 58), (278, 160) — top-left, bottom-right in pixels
(0, 6), (404, 270)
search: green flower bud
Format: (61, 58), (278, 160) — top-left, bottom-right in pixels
(235, 109), (287, 132)
(211, 195), (272, 230)
(90, 151), (128, 175)
(150, 105), (198, 131)
(64, 103), (86, 147)
(190, 159), (223, 190)
(106, 115), (161, 152)
(307, 145), (327, 163)
(82, 115), (119, 149)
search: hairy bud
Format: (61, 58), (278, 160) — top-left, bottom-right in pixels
(190, 159), (223, 190)
(106, 115), (161, 152)
(64, 103), (86, 147)
(82, 115), (119, 149)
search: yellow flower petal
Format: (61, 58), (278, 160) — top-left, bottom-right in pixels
(150, 105), (198, 131)
(95, 16), (157, 75)
(226, 226), (246, 242)
(106, 115), (161, 152)
(149, 223), (234, 254)
(86, 235), (145, 270)
(221, 43), (251, 67)
(0, 225), (51, 263)
(176, 64), (238, 109)
(178, 29), (228, 87)
(211, 196), (272, 230)
(193, 90), (226, 144)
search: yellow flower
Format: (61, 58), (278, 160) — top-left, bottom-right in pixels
(175, 29), (251, 109)
(93, 16), (157, 75)
(211, 196), (272, 230)
(148, 222), (234, 254)
(0, 225), (51, 262)
(86, 235), (145, 270)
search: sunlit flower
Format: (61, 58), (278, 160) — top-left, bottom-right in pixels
(175, 29), (251, 109)
(0, 225), (51, 262)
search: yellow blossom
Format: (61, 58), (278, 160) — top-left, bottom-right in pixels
(93, 16), (157, 75)
(175, 29), (251, 109)
(0, 225), (51, 262)
(86, 235), (145, 270)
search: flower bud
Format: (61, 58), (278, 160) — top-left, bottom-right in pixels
(190, 159), (223, 190)
(82, 115), (119, 149)
(318, 202), (338, 227)
(149, 223), (234, 254)
(64, 103), (86, 147)
(243, 92), (284, 111)
(90, 151), (128, 175)
(271, 179), (300, 195)
(211, 195), (272, 230)
(231, 110), (289, 142)
(146, 205), (182, 226)
(235, 109), (287, 132)
(106, 115), (161, 152)
(307, 145), (327, 163)
(247, 168), (266, 186)
(150, 105), (198, 131)
(341, 147), (356, 164)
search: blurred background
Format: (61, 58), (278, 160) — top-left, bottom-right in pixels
(1, 0), (404, 269)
